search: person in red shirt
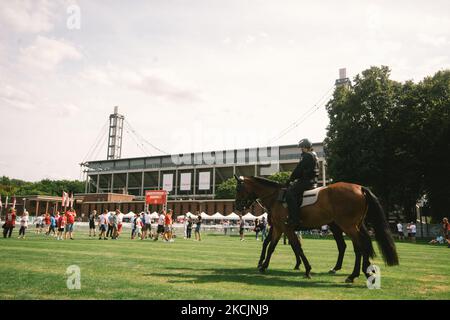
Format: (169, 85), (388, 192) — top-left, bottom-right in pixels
(2, 208), (17, 238)
(163, 210), (174, 242)
(64, 209), (76, 240)
(57, 212), (66, 241)
(44, 213), (51, 235)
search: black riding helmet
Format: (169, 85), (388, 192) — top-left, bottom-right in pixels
(298, 138), (312, 149)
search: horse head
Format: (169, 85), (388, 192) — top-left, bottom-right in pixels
(234, 175), (257, 211)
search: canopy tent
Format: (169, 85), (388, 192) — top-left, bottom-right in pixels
(123, 211), (135, 218)
(186, 212), (198, 219)
(260, 212), (268, 219)
(243, 212), (257, 220)
(211, 212), (225, 220)
(150, 211), (159, 219)
(224, 212), (240, 220)
(200, 212), (212, 219)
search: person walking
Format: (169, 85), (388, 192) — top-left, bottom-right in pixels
(396, 221), (404, 240)
(254, 219), (261, 241)
(186, 217), (193, 239)
(47, 214), (57, 237)
(111, 210), (118, 240)
(2, 208), (16, 238)
(44, 213), (51, 235)
(260, 217), (267, 242)
(164, 210), (174, 242)
(56, 212), (66, 240)
(223, 220), (229, 236)
(239, 215), (245, 241)
(18, 211), (29, 239)
(154, 210), (165, 241)
(407, 222), (416, 243)
(88, 210), (97, 237)
(195, 214), (202, 241)
(34, 214), (43, 234)
(98, 210), (109, 240)
(106, 211), (114, 238)
(64, 209), (76, 240)
(142, 210), (151, 240)
(116, 209), (124, 239)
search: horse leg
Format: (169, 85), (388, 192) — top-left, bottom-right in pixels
(358, 224), (374, 278)
(345, 235), (362, 283)
(259, 228), (282, 273)
(286, 230), (312, 278)
(258, 227), (272, 269)
(328, 223), (346, 274)
(288, 232), (302, 270)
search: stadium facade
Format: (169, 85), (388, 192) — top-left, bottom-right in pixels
(83, 143), (328, 200)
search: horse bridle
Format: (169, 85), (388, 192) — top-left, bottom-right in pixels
(236, 180), (277, 212)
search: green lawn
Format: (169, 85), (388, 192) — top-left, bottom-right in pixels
(0, 228), (449, 300)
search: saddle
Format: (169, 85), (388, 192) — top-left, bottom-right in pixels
(278, 186), (325, 208)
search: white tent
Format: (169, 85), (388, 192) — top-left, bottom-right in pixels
(243, 212), (257, 220)
(186, 212), (198, 219)
(201, 212), (212, 219)
(261, 212), (268, 219)
(150, 211), (159, 219)
(211, 212), (224, 220)
(224, 212), (240, 220)
(123, 211), (135, 218)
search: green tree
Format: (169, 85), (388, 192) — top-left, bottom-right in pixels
(215, 178), (237, 199)
(267, 171), (291, 185)
(325, 66), (450, 221)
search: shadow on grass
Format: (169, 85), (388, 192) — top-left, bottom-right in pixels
(144, 266), (351, 288)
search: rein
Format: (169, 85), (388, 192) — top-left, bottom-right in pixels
(254, 188), (279, 212)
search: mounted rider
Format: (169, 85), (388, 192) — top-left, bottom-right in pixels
(285, 138), (319, 227)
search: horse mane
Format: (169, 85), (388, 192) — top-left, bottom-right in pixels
(250, 176), (281, 188)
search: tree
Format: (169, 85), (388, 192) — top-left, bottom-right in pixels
(0, 176), (85, 197)
(215, 178), (237, 199)
(325, 66), (450, 221)
(418, 70), (450, 222)
(267, 171), (291, 185)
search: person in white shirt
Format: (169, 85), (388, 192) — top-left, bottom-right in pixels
(396, 221), (404, 240)
(18, 211), (29, 239)
(407, 222), (416, 242)
(142, 211), (152, 240)
(116, 210), (124, 238)
(35, 215), (43, 234)
(154, 211), (166, 241)
(98, 210), (109, 240)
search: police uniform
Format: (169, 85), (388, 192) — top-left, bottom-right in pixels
(285, 139), (319, 226)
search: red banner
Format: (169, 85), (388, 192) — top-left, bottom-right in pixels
(145, 190), (167, 205)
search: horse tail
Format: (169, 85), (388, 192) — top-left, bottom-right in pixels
(362, 186), (399, 266)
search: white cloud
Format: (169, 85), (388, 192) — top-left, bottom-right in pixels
(81, 65), (201, 103)
(0, 0), (56, 33)
(418, 33), (448, 47)
(19, 36), (82, 71)
(0, 84), (36, 111)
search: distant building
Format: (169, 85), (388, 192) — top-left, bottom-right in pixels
(83, 143), (328, 200)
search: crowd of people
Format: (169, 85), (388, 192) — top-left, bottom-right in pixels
(3, 206), (449, 248)
(2, 207), (78, 240)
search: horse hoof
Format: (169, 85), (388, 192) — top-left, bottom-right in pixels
(259, 267), (266, 273)
(304, 274), (312, 279)
(294, 266), (300, 270)
(345, 277), (354, 283)
(329, 269), (337, 274)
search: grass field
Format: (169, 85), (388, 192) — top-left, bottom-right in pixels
(0, 227), (449, 300)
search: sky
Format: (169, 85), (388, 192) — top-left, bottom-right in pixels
(0, 0), (449, 181)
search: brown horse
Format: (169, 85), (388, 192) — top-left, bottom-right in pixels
(234, 175), (399, 283)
